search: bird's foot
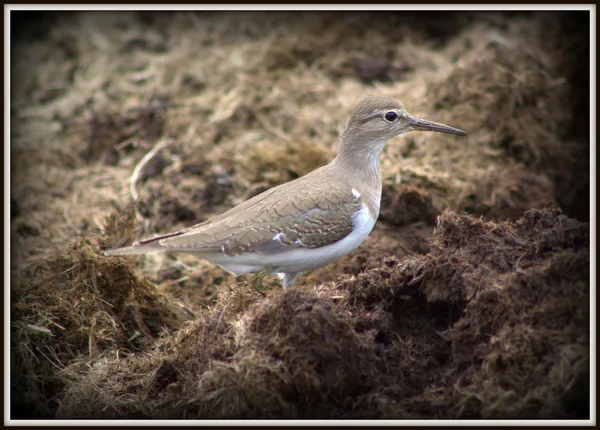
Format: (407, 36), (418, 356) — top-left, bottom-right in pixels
(249, 268), (270, 296)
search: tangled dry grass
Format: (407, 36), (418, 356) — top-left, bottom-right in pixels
(10, 11), (590, 420)
(50, 207), (589, 419)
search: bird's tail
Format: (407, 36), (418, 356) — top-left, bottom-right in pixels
(102, 231), (185, 257)
(102, 241), (166, 257)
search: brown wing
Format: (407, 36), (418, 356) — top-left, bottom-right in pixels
(155, 166), (361, 255)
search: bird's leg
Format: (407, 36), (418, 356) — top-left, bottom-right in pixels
(283, 272), (300, 290)
(249, 268), (270, 295)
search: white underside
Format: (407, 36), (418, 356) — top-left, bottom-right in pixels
(204, 203), (377, 276)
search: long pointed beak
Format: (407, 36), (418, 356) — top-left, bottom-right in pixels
(408, 115), (467, 136)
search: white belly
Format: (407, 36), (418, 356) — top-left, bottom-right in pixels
(205, 204), (377, 275)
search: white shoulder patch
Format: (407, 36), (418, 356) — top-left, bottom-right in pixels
(272, 233), (284, 243)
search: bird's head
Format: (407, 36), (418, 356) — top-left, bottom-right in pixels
(338, 96), (466, 159)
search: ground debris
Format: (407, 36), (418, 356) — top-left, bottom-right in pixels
(54, 208), (589, 419)
(11, 208), (184, 418)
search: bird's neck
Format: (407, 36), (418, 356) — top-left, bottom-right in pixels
(331, 136), (387, 218)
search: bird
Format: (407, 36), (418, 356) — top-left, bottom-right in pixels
(103, 96), (466, 289)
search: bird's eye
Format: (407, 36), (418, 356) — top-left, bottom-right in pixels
(384, 111), (398, 122)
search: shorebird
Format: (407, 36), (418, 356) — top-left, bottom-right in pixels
(104, 97), (466, 289)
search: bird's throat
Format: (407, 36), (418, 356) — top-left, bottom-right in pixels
(332, 139), (385, 218)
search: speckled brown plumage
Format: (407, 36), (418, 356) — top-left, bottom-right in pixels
(144, 165), (362, 255)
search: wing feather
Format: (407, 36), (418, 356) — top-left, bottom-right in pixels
(155, 167), (361, 255)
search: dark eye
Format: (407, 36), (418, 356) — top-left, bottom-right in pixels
(384, 111), (398, 122)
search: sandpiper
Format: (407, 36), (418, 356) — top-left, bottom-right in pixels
(104, 97), (466, 289)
